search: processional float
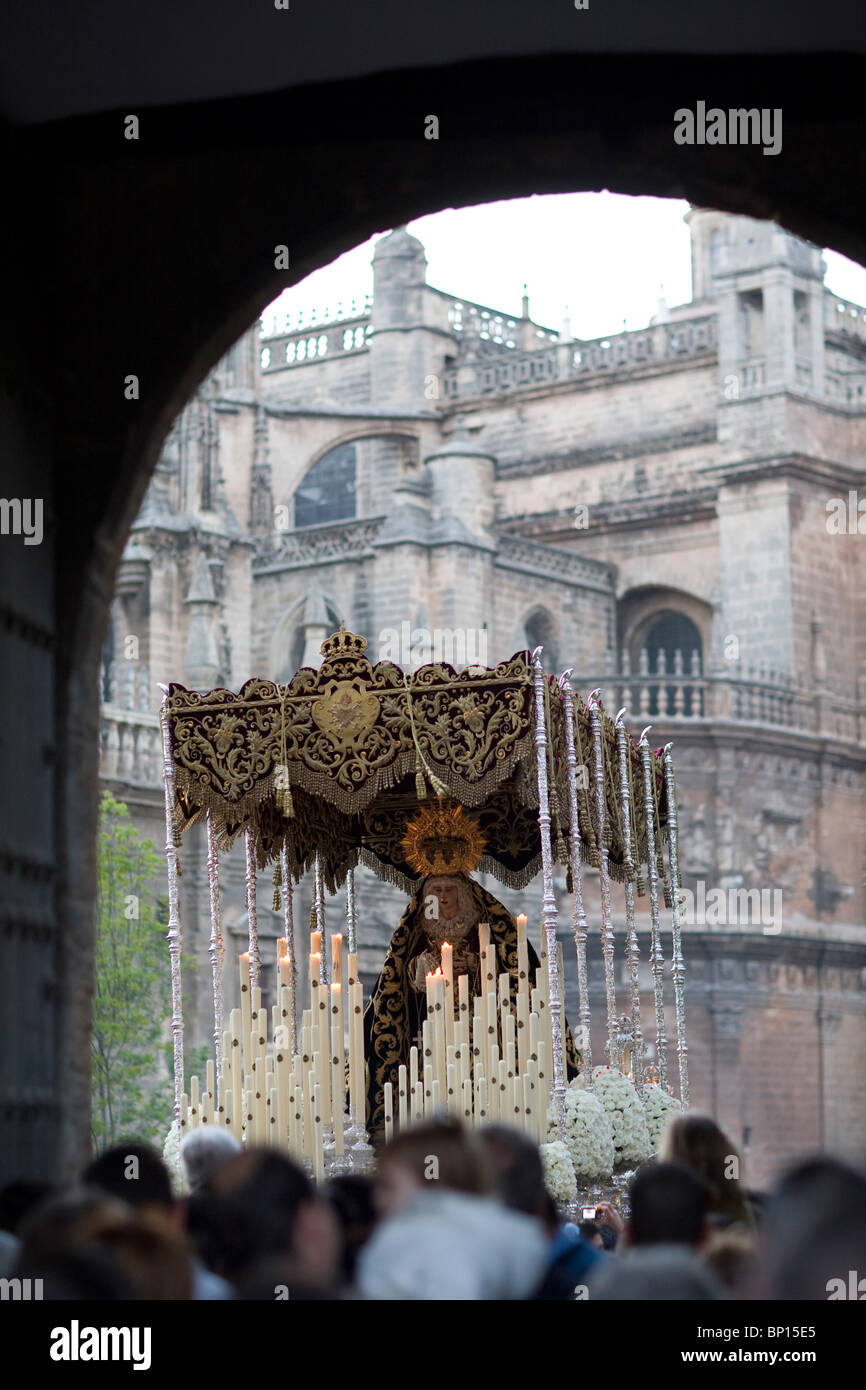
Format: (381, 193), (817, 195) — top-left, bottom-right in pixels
(159, 626), (689, 1184)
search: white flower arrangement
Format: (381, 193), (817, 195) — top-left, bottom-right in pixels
(546, 1085), (615, 1181)
(643, 1082), (683, 1150)
(583, 1066), (652, 1167)
(540, 1139), (577, 1207)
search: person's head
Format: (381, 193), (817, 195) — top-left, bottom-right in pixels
(322, 1176), (378, 1281)
(627, 1161), (712, 1248)
(702, 1228), (758, 1293)
(661, 1113), (747, 1219)
(200, 1148), (340, 1288)
(375, 1119), (489, 1218)
(591, 1245), (724, 1301)
(83, 1143), (174, 1217)
(475, 1125), (549, 1223)
(179, 1126), (242, 1194)
(11, 1247), (134, 1299)
(17, 1187), (131, 1261)
(753, 1155), (866, 1299)
(100, 1211), (194, 1300)
(0, 1180), (57, 1236)
(422, 876), (476, 927)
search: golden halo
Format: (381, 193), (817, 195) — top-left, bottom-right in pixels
(401, 802), (486, 878)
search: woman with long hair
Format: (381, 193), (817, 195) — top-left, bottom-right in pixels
(661, 1113), (755, 1229)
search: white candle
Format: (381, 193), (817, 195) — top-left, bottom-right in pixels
(313, 1083), (324, 1184)
(446, 1062), (458, 1117)
(523, 1071), (534, 1137)
(409, 1045), (419, 1097)
(433, 971), (447, 1091)
(239, 953), (251, 1075)
(346, 953), (359, 1121)
(431, 1078), (442, 1114)
(462, 1076), (473, 1126)
(516, 913), (529, 995)
(488, 1044), (500, 1120)
(478, 1075), (489, 1125)
(458, 973), (469, 1025)
(330, 982), (344, 1155)
(331, 933), (343, 988)
(384, 1082), (394, 1143)
(441, 942), (455, 1053)
(398, 1064), (408, 1131)
(486, 991), (498, 1079)
(424, 1063), (434, 1117)
(352, 979), (365, 1130)
(498, 1059), (509, 1127)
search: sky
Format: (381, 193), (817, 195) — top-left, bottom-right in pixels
(261, 192), (866, 343)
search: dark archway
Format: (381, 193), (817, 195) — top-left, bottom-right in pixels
(3, 48), (865, 1180)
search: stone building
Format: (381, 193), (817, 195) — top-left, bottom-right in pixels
(99, 207), (866, 1186)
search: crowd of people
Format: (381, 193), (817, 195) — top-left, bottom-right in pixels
(1, 1113), (864, 1300)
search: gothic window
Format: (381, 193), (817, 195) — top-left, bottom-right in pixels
(294, 443), (357, 529)
(643, 612), (702, 670)
(524, 609), (559, 671)
(640, 612), (703, 716)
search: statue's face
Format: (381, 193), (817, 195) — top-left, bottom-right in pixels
(426, 879), (459, 920)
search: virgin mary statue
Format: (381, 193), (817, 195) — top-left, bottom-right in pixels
(363, 803), (581, 1141)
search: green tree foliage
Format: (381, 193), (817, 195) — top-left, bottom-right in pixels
(92, 791), (173, 1147)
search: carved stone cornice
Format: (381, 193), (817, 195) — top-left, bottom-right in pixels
(496, 423), (717, 480)
(494, 533), (614, 593)
(253, 515), (386, 573)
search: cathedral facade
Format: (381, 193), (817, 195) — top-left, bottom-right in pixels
(100, 208), (866, 1185)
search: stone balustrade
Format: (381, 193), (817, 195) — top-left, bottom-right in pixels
(100, 706), (163, 787)
(260, 314), (371, 372)
(443, 313), (718, 400)
(825, 292), (866, 345)
(573, 650), (864, 744)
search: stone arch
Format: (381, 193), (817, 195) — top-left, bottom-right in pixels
(6, 49), (866, 1180)
(619, 587), (713, 671)
(523, 607), (560, 672)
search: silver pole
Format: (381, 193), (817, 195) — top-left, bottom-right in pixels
(245, 827), (260, 993)
(639, 729), (669, 1090)
(589, 691), (619, 1071)
(663, 744), (689, 1107)
(206, 810), (224, 1095)
(158, 689), (184, 1138)
(615, 710), (645, 1098)
(531, 649), (567, 1142)
(280, 840), (298, 1056)
(560, 672), (592, 1082)
(314, 851), (328, 987)
(345, 866), (357, 955)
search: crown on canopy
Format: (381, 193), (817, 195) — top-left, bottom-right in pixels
(401, 802), (486, 878)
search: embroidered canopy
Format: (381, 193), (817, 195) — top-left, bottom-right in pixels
(165, 626), (671, 893)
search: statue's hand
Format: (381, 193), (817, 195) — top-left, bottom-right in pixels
(411, 949), (439, 991)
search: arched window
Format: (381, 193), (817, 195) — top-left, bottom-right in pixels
(643, 612), (702, 672)
(294, 443), (357, 529)
(524, 609), (559, 672)
(640, 612), (703, 717)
